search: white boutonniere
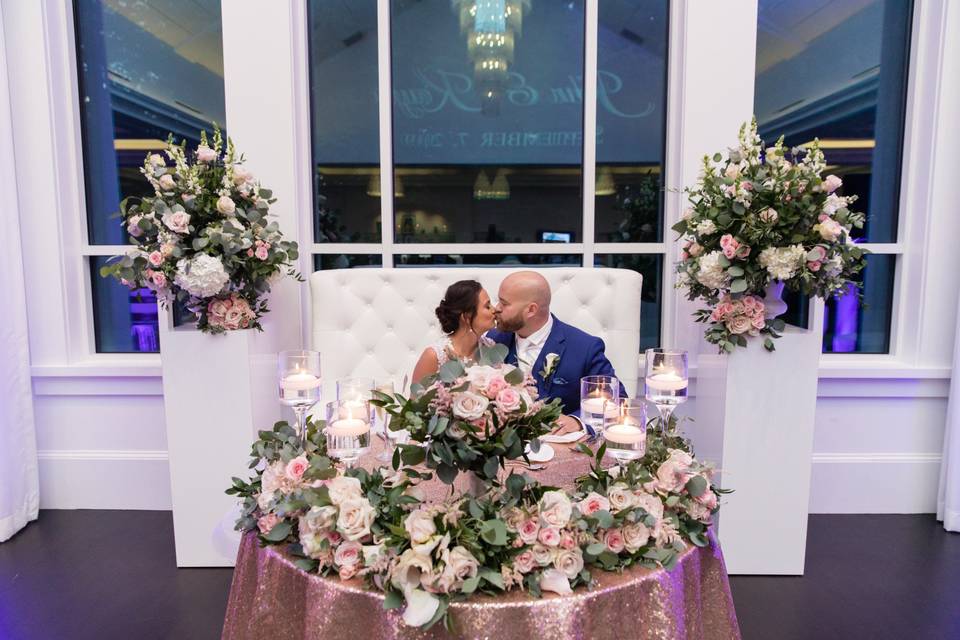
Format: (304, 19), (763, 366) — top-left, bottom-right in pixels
(539, 353), (561, 381)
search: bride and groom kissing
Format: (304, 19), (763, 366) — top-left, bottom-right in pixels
(412, 271), (623, 435)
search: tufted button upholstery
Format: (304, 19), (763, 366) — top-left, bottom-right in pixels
(310, 267), (642, 396)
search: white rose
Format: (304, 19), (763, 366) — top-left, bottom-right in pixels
(451, 391), (489, 421)
(217, 195), (236, 215)
(539, 568), (572, 595)
(622, 522), (651, 552)
(336, 497), (376, 541)
(822, 193), (844, 216)
(232, 167), (253, 186)
(552, 547), (584, 579)
(607, 483), (636, 513)
(158, 174), (176, 191)
(634, 492), (664, 521)
(538, 491), (573, 528)
(404, 509), (437, 545)
(327, 476), (363, 506)
(148, 153), (166, 167)
(531, 543), (554, 566)
(301, 505), (337, 533)
(443, 546), (479, 587)
(299, 530), (328, 561)
(816, 218), (843, 242)
(362, 544), (385, 567)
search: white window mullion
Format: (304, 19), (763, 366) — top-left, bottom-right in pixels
(581, 0), (599, 268)
(377, 0), (395, 268)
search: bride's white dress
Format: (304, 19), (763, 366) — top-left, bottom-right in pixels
(427, 334), (496, 367)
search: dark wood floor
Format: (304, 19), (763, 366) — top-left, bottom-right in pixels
(0, 511), (958, 639)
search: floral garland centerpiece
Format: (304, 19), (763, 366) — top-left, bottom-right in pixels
(100, 128), (301, 333)
(673, 120), (867, 351)
(371, 344), (564, 486)
(227, 419), (727, 630)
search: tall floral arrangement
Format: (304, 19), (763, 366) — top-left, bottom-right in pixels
(100, 129), (300, 333)
(673, 120), (867, 351)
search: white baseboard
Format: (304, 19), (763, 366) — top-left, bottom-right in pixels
(37, 450), (172, 510)
(809, 453), (941, 514)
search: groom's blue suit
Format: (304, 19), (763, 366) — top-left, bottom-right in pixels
(486, 315), (623, 415)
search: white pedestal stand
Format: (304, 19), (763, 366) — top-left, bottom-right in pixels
(690, 314), (822, 575)
(159, 310), (279, 567)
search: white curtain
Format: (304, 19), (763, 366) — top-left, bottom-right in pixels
(0, 17), (39, 543)
(938, 295), (960, 533)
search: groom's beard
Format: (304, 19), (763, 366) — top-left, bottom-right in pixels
(496, 313), (525, 333)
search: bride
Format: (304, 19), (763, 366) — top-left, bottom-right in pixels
(411, 279), (497, 383)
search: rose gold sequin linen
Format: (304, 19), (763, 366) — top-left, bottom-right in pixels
(222, 441), (741, 640)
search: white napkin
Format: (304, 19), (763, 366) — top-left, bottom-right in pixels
(540, 430), (588, 444)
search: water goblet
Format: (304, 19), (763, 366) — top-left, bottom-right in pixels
(278, 350), (321, 446)
(603, 399), (647, 472)
(324, 399), (372, 468)
(644, 349), (689, 433)
(580, 375), (620, 438)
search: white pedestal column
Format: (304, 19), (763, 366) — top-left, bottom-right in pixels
(691, 317), (822, 575)
(159, 311), (279, 567)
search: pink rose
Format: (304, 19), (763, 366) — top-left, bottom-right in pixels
(152, 272), (167, 288)
(719, 234), (739, 260)
(688, 242), (703, 257)
(560, 531), (576, 550)
(513, 550), (536, 574)
(255, 245), (269, 261)
(285, 455), (309, 482)
(485, 376), (508, 399)
(538, 526), (561, 547)
(196, 145), (217, 163)
(739, 180), (753, 191)
(735, 244), (751, 259)
(495, 387), (522, 413)
(807, 261), (822, 272)
(751, 315), (766, 330)
(334, 540), (362, 569)
(822, 174), (843, 194)
(148, 251), (164, 267)
(518, 518), (540, 545)
(577, 492), (610, 517)
(727, 315), (753, 335)
(208, 299), (230, 319)
(257, 513), (279, 535)
(816, 218), (843, 242)
(162, 210), (190, 234)
(338, 565), (358, 580)
(604, 528), (625, 553)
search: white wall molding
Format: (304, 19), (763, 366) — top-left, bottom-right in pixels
(810, 452), (942, 514)
(38, 449), (168, 461)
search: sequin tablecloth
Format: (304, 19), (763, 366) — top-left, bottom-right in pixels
(221, 439), (740, 640)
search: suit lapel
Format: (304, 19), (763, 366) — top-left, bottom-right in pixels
(532, 316), (566, 396)
(505, 332), (519, 367)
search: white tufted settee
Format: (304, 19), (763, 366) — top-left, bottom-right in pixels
(309, 267), (642, 397)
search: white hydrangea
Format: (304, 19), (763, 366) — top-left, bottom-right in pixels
(758, 245), (806, 281)
(696, 251), (730, 291)
(174, 254), (230, 298)
(695, 219), (717, 236)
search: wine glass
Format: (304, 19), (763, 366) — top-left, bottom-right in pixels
(324, 399), (372, 468)
(644, 349), (689, 433)
(603, 398), (647, 472)
(373, 378), (396, 463)
(579, 375), (620, 438)
(278, 350), (321, 447)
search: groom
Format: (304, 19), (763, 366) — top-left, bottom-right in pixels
(487, 271), (624, 434)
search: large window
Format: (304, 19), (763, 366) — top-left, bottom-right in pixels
(74, 0), (226, 353)
(309, 0), (669, 351)
(755, 0), (913, 353)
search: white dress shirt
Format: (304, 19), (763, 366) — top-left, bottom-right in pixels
(515, 315), (553, 375)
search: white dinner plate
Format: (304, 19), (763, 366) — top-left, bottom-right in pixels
(524, 442), (555, 463)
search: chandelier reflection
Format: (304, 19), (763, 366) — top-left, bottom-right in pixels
(453, 0), (531, 116)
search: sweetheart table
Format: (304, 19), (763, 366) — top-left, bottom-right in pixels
(220, 438), (741, 639)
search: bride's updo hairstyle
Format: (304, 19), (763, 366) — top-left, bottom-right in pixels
(436, 280), (482, 335)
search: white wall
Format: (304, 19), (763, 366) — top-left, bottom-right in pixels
(5, 0), (958, 514)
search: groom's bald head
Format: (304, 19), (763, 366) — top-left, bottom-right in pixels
(495, 271), (552, 337)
